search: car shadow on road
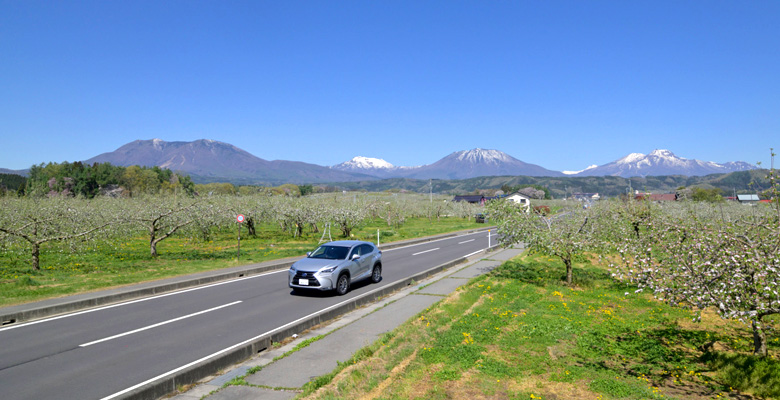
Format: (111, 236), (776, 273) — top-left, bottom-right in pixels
(288, 277), (382, 297)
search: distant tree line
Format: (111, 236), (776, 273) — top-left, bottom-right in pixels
(193, 182), (332, 197)
(0, 173), (27, 197)
(500, 184), (551, 199)
(21, 162), (195, 198)
(335, 170), (774, 199)
(7, 162), (338, 199)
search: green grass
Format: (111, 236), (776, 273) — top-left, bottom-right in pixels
(0, 216), (483, 307)
(299, 254), (780, 400)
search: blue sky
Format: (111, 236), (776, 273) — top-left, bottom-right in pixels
(2, 1), (778, 172)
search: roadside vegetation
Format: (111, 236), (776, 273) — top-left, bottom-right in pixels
(296, 254), (780, 400)
(289, 166), (780, 399)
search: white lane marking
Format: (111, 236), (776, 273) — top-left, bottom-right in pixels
(464, 250), (484, 258)
(80, 301), (242, 347)
(100, 284), (389, 400)
(412, 248), (439, 256)
(100, 243), (493, 400)
(458, 239), (475, 244)
(0, 270), (286, 332)
(382, 229), (491, 252)
(4, 229), (494, 333)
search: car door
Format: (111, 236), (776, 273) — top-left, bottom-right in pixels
(349, 244), (370, 281)
(347, 245), (363, 281)
(359, 244), (375, 279)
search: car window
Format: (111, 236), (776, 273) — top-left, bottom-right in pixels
(349, 245), (361, 259)
(360, 244), (374, 255)
(310, 245), (349, 260)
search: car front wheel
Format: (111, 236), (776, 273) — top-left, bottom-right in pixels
(335, 274), (350, 295)
(370, 264), (382, 283)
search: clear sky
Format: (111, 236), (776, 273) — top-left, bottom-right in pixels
(2, 1), (778, 172)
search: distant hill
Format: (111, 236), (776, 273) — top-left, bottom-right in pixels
(0, 168), (27, 177)
(334, 169), (772, 198)
(84, 139), (375, 185)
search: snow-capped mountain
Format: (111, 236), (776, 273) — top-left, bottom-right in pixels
(575, 149), (757, 178)
(404, 148), (562, 179)
(331, 156), (404, 178)
(334, 149), (563, 180)
(335, 156), (396, 170)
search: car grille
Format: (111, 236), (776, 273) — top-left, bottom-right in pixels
(293, 271), (321, 287)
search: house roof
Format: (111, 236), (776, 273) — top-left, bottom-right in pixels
(453, 195), (485, 203)
(737, 194), (760, 201)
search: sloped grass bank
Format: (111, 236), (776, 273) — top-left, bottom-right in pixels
(300, 255), (780, 400)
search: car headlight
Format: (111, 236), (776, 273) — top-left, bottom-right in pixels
(319, 266), (337, 274)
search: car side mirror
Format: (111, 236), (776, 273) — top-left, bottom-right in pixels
(351, 254), (360, 260)
(306, 252), (311, 257)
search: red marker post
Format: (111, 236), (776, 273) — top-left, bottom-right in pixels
(236, 214), (245, 258)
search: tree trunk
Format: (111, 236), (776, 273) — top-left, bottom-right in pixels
(564, 258), (573, 285)
(32, 242), (40, 271)
(752, 319), (768, 357)
(246, 217), (256, 237)
(150, 231), (158, 257)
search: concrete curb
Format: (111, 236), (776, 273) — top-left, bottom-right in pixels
(119, 245), (500, 400)
(0, 227), (494, 326)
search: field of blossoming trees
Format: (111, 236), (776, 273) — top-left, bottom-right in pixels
(0, 192), (482, 305)
(489, 170), (780, 359)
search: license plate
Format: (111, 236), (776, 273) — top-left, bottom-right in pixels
(298, 279), (309, 286)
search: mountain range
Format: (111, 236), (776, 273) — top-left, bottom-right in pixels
(573, 149), (755, 177)
(332, 149), (563, 179)
(3, 139), (758, 184)
(331, 148), (755, 180)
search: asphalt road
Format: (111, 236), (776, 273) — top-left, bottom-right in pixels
(0, 230), (494, 400)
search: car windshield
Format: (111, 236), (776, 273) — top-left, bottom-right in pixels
(309, 245), (349, 260)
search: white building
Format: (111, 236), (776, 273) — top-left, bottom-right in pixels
(505, 192), (531, 209)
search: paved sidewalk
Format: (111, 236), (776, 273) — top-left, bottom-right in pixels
(171, 246), (524, 400)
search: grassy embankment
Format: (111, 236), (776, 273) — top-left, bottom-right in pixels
(257, 254), (779, 400)
(0, 217), (483, 307)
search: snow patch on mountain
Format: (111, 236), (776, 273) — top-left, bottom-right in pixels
(562, 165), (598, 175)
(455, 148), (510, 165)
(616, 153), (647, 165)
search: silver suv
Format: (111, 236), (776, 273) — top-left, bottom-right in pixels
(288, 240), (382, 295)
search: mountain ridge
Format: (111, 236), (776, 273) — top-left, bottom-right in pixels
(332, 148), (564, 180)
(575, 149), (756, 178)
(84, 139), (375, 185)
(1, 139), (758, 183)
